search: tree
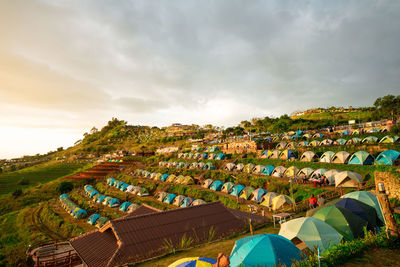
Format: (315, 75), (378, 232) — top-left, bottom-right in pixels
(12, 189), (22, 198)
(57, 147), (64, 152)
(56, 181), (74, 194)
(374, 94), (400, 121)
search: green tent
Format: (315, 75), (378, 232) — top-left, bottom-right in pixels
(348, 151), (375, 165)
(239, 186), (255, 200)
(279, 217), (342, 252)
(341, 191), (384, 223)
(312, 206), (368, 241)
(362, 136), (378, 144)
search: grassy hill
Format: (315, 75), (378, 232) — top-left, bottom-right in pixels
(291, 110), (374, 122)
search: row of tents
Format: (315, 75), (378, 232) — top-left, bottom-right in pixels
(84, 185), (120, 207)
(224, 163), (363, 187)
(200, 178), (294, 210)
(134, 169), (195, 185)
(59, 194), (87, 219)
(156, 192), (206, 207)
(177, 152), (226, 160)
(87, 214), (109, 228)
(158, 161), (216, 170)
(275, 135), (399, 149)
(280, 191), (384, 252)
(106, 178), (149, 196)
(168, 191), (385, 267)
(262, 149), (400, 165)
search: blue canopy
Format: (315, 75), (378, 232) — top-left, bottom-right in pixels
(161, 174), (169, 181)
(215, 153), (226, 160)
(89, 190), (99, 198)
(210, 180), (224, 191)
(119, 183), (129, 191)
(230, 234), (302, 267)
(251, 189), (268, 203)
(180, 197), (194, 208)
(201, 153), (208, 159)
(72, 208), (87, 219)
(87, 214), (101, 225)
(60, 194), (68, 200)
(262, 165), (275, 176)
(163, 193), (177, 204)
(119, 201), (132, 212)
(95, 195), (106, 203)
(375, 150), (400, 165)
(106, 178), (116, 186)
(230, 185), (246, 197)
(169, 257), (217, 267)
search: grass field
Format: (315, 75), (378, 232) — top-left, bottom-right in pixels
(0, 161), (90, 195)
(292, 111), (373, 121)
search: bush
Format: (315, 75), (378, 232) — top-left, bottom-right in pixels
(17, 178), (30, 185)
(56, 181), (74, 194)
(12, 189), (22, 198)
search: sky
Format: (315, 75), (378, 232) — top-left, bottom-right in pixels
(1, 0), (400, 159)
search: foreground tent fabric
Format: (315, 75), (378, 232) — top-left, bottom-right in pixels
(335, 198), (381, 230)
(312, 206), (367, 241)
(168, 257), (216, 267)
(341, 191), (384, 222)
(229, 234), (302, 267)
(70, 203), (248, 267)
(375, 150), (400, 165)
(279, 217), (342, 252)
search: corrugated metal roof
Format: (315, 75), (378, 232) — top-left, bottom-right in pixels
(70, 202), (247, 267)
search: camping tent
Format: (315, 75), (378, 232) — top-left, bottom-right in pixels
(250, 189), (268, 203)
(203, 162), (215, 170)
(269, 150), (281, 159)
(286, 142), (298, 149)
(379, 135), (399, 144)
(332, 151), (351, 164)
(323, 169), (340, 185)
(215, 153), (226, 160)
(321, 139), (333, 146)
(225, 163), (236, 171)
(320, 151), (335, 163)
(119, 201), (132, 212)
(244, 163), (255, 173)
(173, 195), (186, 206)
(335, 198), (381, 230)
(94, 194), (106, 203)
(230, 185), (246, 197)
(284, 166), (300, 178)
(106, 178), (116, 186)
(136, 187), (149, 196)
(262, 165), (275, 176)
(348, 151), (375, 165)
(163, 194), (177, 204)
(309, 140), (321, 147)
(202, 179), (214, 189)
(335, 138), (347, 146)
(313, 133), (324, 138)
(375, 150), (400, 165)
(210, 180), (224, 191)
(192, 199), (206, 206)
(229, 234), (302, 267)
(236, 163), (245, 172)
(160, 174), (169, 182)
(221, 182), (235, 194)
(312, 206), (367, 241)
(260, 192), (279, 208)
(175, 175), (186, 184)
(298, 167), (314, 179)
(157, 192), (168, 202)
(346, 137), (362, 145)
(341, 191), (384, 223)
(276, 142), (287, 149)
(298, 141), (309, 147)
(87, 214), (101, 225)
(261, 150), (273, 159)
(335, 171), (362, 188)
(95, 217), (109, 228)
(72, 208), (87, 219)
(169, 257), (216, 267)
(182, 176), (194, 185)
(271, 166), (287, 177)
(300, 151), (318, 162)
(239, 186), (255, 200)
(271, 195), (294, 211)
(180, 197), (194, 208)
(311, 168), (328, 179)
(253, 165), (264, 174)
(279, 217), (342, 252)
(127, 203), (139, 213)
(167, 174), (177, 183)
(279, 149), (296, 160)
(362, 136), (378, 144)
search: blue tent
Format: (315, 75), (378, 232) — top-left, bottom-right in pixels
(119, 201), (132, 212)
(335, 198), (380, 230)
(264, 136), (272, 142)
(251, 188), (268, 203)
(296, 130), (303, 135)
(160, 174), (169, 182)
(163, 193), (177, 204)
(87, 214), (101, 225)
(114, 180), (123, 188)
(180, 197), (194, 208)
(348, 151), (375, 165)
(210, 180), (224, 191)
(262, 165), (275, 176)
(230, 185), (246, 197)
(104, 197), (120, 207)
(72, 208), (87, 219)
(60, 194), (68, 200)
(215, 153), (226, 160)
(230, 234), (302, 267)
(95, 194), (106, 203)
(106, 178), (116, 186)
(342, 130), (351, 135)
(89, 190), (99, 198)
(119, 183), (129, 192)
(201, 153), (208, 159)
(375, 150), (400, 165)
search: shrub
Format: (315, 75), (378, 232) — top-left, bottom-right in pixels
(12, 189), (22, 198)
(56, 181), (74, 194)
(17, 178), (30, 185)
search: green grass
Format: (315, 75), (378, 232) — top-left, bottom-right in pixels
(293, 111), (373, 121)
(0, 161), (90, 195)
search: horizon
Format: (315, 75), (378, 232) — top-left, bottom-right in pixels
(1, 0), (400, 158)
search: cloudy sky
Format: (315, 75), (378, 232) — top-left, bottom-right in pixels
(1, 0), (399, 158)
